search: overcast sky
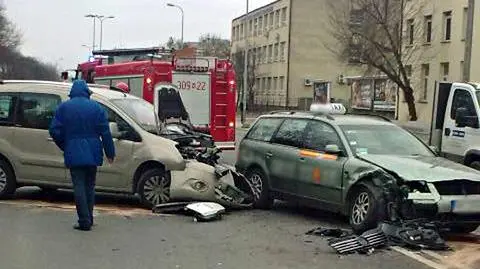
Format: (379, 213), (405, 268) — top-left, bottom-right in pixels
(3, 0), (273, 70)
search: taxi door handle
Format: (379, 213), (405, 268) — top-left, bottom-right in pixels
(265, 152), (273, 159)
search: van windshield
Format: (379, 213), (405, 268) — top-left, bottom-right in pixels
(111, 98), (159, 133)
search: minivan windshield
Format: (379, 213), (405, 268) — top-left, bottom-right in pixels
(111, 98), (159, 133)
(339, 124), (434, 157)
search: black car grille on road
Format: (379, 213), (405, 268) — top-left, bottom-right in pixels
(433, 180), (480, 195)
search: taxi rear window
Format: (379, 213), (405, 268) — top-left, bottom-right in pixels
(246, 117), (283, 142)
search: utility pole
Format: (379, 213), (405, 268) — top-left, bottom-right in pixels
(99, 16), (115, 51)
(85, 14), (97, 51)
(241, 0), (249, 124)
(463, 0), (475, 82)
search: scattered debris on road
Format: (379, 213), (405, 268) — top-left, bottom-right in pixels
(307, 219), (451, 255)
(152, 201), (226, 222)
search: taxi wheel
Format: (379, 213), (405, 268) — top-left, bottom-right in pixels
(0, 159), (16, 199)
(246, 167), (274, 210)
(137, 168), (170, 209)
(348, 182), (386, 234)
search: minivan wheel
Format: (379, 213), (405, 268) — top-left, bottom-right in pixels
(349, 182), (386, 234)
(0, 159), (16, 199)
(246, 167), (274, 210)
(137, 168), (170, 209)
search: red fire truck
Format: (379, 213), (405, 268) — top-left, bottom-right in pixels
(91, 47), (237, 150)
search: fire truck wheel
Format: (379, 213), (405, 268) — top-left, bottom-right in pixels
(245, 167), (274, 210)
(469, 160), (480, 171)
(137, 168), (170, 209)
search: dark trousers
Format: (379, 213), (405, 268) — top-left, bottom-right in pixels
(70, 166), (97, 228)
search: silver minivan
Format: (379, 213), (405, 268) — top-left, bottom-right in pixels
(0, 80), (186, 207)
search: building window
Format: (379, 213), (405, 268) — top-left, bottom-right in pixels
(258, 16), (263, 35)
(443, 11), (452, 41)
(268, 45), (273, 62)
(273, 77), (278, 91)
(253, 18), (258, 36)
(262, 46), (267, 63)
(264, 14), (268, 31)
(407, 19), (414, 45)
(280, 42), (286, 61)
(231, 26), (235, 41)
(240, 24), (244, 39)
(279, 76), (285, 90)
(281, 7), (287, 24)
(440, 62), (449, 81)
(255, 78), (260, 90)
(424, 15), (432, 43)
(262, 77), (266, 92)
(267, 77), (272, 92)
(275, 10), (280, 28)
(460, 61), (465, 80)
(248, 20), (253, 36)
(421, 64), (429, 101)
(274, 43), (279, 61)
(462, 7), (468, 40)
(269, 12), (274, 27)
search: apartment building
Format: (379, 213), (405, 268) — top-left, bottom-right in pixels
(398, 0), (480, 123)
(230, 0), (360, 109)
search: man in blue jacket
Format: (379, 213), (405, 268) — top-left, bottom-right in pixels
(49, 80), (115, 231)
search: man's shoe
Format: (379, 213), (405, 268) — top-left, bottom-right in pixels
(73, 224), (91, 231)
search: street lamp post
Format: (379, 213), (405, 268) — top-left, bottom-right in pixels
(84, 14), (97, 51)
(98, 15), (115, 51)
(167, 3), (184, 46)
(241, 0), (249, 124)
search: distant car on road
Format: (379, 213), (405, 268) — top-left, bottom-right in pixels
(235, 104), (480, 234)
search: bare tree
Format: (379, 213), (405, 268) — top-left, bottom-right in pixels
(232, 45), (258, 110)
(326, 0), (430, 121)
(166, 36), (186, 50)
(198, 33), (230, 58)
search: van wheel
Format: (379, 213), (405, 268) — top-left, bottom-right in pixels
(0, 159), (16, 199)
(246, 167), (274, 209)
(137, 168), (170, 209)
(348, 182), (387, 234)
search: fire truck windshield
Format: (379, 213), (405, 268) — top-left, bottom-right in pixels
(111, 98), (159, 133)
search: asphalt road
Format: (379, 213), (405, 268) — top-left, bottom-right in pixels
(0, 128), (434, 269)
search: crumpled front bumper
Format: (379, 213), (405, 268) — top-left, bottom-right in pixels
(407, 183), (480, 223)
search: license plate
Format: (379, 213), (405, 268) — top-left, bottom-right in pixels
(451, 198), (480, 213)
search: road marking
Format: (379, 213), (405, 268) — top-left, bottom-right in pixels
(391, 246), (448, 269)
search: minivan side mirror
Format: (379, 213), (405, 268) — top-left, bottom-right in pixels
(109, 122), (123, 139)
(325, 144), (343, 155)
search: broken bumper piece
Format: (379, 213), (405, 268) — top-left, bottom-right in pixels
(328, 228), (388, 254)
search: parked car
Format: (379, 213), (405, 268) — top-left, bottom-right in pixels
(0, 80), (187, 207)
(235, 104), (480, 234)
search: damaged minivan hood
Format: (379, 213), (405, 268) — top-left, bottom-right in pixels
(359, 154), (480, 182)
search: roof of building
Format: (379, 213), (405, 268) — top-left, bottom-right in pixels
(232, 0), (283, 22)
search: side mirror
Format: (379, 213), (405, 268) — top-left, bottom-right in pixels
(60, 71), (68, 80)
(325, 144), (343, 155)
(109, 122), (123, 139)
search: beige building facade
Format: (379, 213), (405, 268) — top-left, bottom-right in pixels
(398, 0), (480, 123)
(230, 0), (360, 109)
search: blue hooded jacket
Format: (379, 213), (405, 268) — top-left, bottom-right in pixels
(49, 80), (115, 168)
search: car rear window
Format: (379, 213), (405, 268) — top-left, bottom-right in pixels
(246, 117), (283, 142)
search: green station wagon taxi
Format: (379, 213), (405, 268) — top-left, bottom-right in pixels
(235, 104), (480, 234)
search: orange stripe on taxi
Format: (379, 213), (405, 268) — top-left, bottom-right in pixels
(299, 149), (338, 160)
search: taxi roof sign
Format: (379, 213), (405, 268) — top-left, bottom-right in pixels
(310, 103), (346, 115)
